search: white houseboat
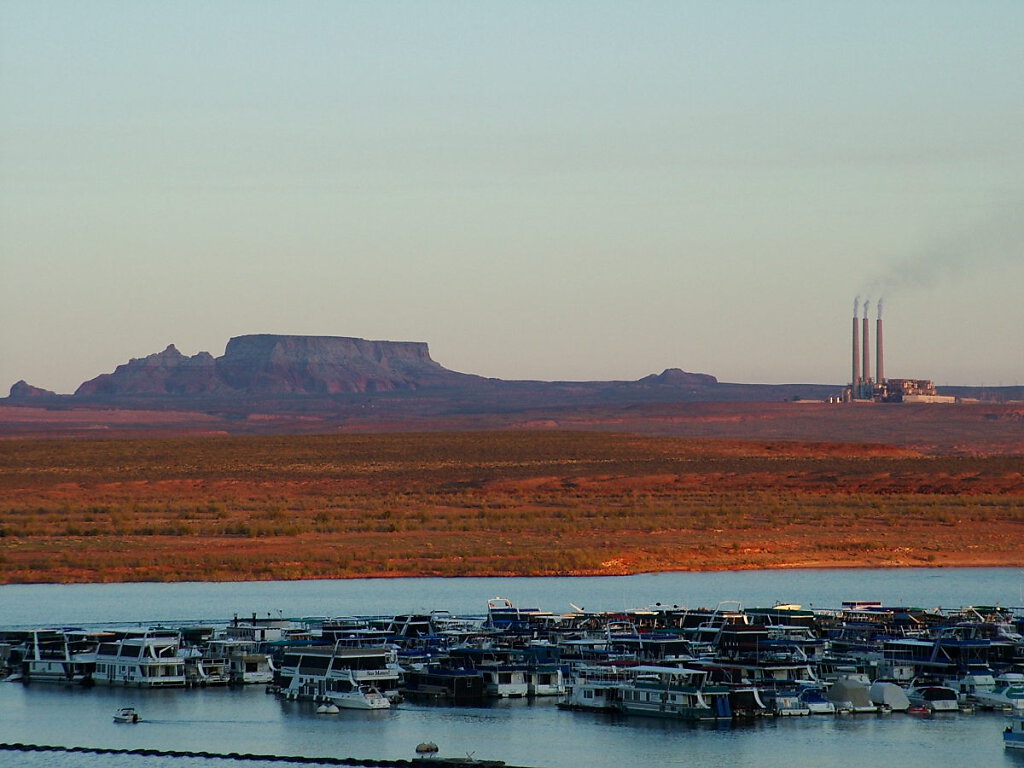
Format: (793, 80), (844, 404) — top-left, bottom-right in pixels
(89, 629), (187, 688)
(560, 664), (636, 711)
(273, 645), (399, 707)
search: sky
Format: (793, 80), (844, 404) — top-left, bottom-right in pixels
(2, 1), (1022, 394)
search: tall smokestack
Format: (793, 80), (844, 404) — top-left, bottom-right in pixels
(862, 300), (871, 388)
(876, 299), (885, 383)
(852, 299), (861, 391)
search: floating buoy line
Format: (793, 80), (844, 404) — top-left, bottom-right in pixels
(0, 743), (513, 767)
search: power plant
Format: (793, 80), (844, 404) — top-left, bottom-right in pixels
(843, 299), (955, 404)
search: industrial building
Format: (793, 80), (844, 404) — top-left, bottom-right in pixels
(843, 301), (956, 404)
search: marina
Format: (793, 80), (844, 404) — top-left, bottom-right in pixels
(1, 569), (1023, 767)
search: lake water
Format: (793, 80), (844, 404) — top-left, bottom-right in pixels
(2, 569), (1023, 768)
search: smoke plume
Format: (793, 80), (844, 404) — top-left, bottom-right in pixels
(860, 209), (1022, 298)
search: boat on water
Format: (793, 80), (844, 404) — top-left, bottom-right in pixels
(402, 667), (487, 703)
(826, 677), (881, 713)
(766, 688), (811, 716)
(89, 629), (187, 688)
(560, 663), (645, 711)
(1005, 713), (1024, 749)
(330, 682), (391, 710)
(869, 681), (911, 712)
(796, 684), (836, 714)
(113, 706), (141, 723)
(972, 672), (1024, 711)
(614, 665), (732, 721)
(905, 681), (960, 712)
(273, 645), (400, 705)
(200, 639), (275, 685)
(15, 629), (98, 686)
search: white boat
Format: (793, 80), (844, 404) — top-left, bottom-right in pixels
(328, 683), (391, 710)
(113, 706), (141, 723)
(316, 703), (340, 714)
(797, 684), (836, 714)
(973, 673), (1024, 711)
(905, 682), (960, 712)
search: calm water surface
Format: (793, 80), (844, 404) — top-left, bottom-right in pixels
(2, 569), (1023, 768)
(3, 567), (1022, 627)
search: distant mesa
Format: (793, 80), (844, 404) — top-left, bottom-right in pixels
(8, 380), (58, 399)
(72, 335), (483, 397)
(5, 333), (737, 403)
(635, 368), (718, 387)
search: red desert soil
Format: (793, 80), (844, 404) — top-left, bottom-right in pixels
(2, 400), (1023, 455)
(0, 431), (1021, 583)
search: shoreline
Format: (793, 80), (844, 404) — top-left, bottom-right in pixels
(3, 556), (1020, 586)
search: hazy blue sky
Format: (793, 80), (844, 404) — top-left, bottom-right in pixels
(2, 1), (1022, 393)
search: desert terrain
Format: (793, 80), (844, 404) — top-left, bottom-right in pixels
(1, 429), (1021, 584)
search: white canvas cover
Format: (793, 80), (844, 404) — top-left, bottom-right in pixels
(827, 677), (873, 709)
(869, 681), (911, 711)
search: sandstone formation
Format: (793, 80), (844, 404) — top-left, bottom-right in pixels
(72, 335), (481, 396)
(75, 345), (225, 396)
(215, 335), (480, 394)
(8, 380), (58, 399)
(635, 368), (719, 387)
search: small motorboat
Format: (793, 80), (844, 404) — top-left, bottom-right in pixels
(113, 706), (141, 723)
(327, 683), (391, 710)
(316, 703), (340, 714)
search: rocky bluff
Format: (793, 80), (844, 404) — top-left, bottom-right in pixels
(73, 334), (481, 396)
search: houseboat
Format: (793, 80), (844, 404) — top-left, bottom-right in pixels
(202, 639), (275, 684)
(560, 664), (636, 711)
(17, 629), (97, 685)
(614, 665), (732, 720)
(272, 645), (400, 706)
(89, 629), (187, 688)
(401, 667), (487, 703)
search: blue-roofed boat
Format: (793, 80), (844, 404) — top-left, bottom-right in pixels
(1004, 712), (1024, 749)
